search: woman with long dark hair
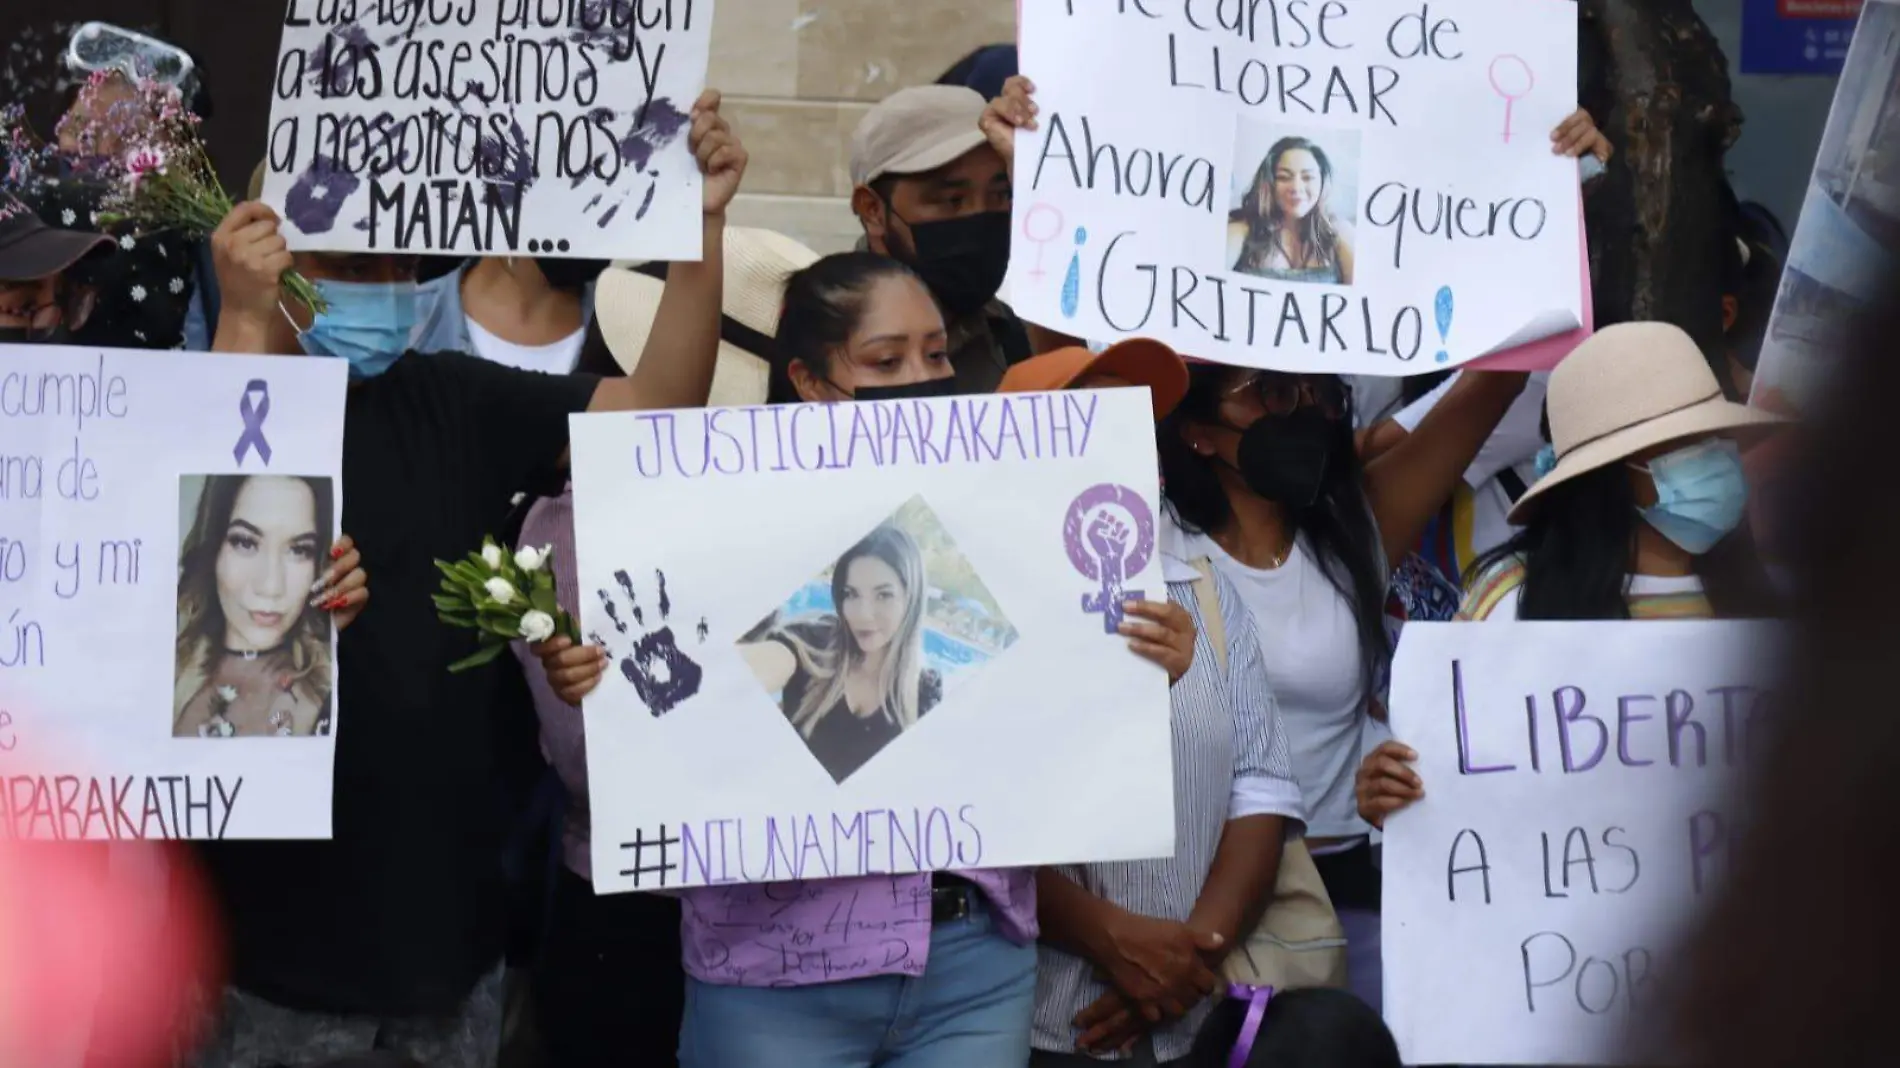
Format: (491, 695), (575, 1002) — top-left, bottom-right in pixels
(1356, 322), (1782, 821)
(1159, 362), (1528, 1013)
(540, 251), (1197, 1066)
(1229, 138), (1356, 285)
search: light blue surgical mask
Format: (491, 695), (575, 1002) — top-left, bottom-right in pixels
(293, 279), (417, 380)
(1630, 438), (1748, 555)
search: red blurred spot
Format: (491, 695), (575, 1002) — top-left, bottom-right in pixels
(0, 840), (222, 1065)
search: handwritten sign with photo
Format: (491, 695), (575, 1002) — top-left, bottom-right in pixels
(261, 0), (713, 260)
(0, 345), (347, 839)
(1382, 621), (1780, 1065)
(1008, 0), (1584, 373)
(569, 390), (1174, 893)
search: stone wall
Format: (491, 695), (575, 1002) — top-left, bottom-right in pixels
(708, 0), (1015, 254)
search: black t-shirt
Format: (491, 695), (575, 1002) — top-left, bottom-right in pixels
(772, 619), (943, 784)
(196, 351), (598, 1016)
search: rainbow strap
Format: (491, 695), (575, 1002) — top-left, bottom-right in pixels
(1226, 983), (1274, 1068)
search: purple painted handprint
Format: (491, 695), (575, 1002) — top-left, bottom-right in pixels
(590, 569), (705, 717)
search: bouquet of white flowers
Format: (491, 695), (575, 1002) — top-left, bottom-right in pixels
(433, 538), (581, 673)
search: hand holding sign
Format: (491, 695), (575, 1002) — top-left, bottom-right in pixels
(980, 75), (1039, 170)
(691, 90), (749, 218)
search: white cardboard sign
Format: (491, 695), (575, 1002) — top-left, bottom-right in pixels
(1382, 620), (1779, 1064)
(570, 390), (1175, 893)
(1009, 0), (1583, 372)
(262, 0), (712, 260)
(0, 345), (347, 839)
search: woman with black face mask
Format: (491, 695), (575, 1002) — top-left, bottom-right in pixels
(412, 255), (605, 370)
(1157, 364), (1527, 1015)
(766, 251), (963, 404)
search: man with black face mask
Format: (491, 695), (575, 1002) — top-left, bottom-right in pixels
(0, 194), (112, 344)
(413, 254), (605, 371)
(848, 84), (1053, 394)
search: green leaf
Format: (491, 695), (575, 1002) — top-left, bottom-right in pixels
(529, 587), (558, 616)
(559, 612), (584, 644)
(447, 643), (508, 673)
(433, 593), (473, 613)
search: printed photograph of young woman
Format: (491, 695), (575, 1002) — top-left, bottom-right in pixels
(1228, 127), (1361, 286)
(173, 474), (336, 738)
(739, 496), (1018, 783)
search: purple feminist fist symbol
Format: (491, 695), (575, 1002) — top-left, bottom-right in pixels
(233, 380), (272, 467)
(590, 568), (705, 717)
(1062, 483), (1156, 634)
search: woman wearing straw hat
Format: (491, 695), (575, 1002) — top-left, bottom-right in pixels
(502, 226), (820, 1068)
(1355, 321), (1784, 828)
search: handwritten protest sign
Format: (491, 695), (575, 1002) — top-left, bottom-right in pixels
(1383, 621), (1779, 1064)
(261, 0), (712, 259)
(0, 346), (347, 839)
(1008, 0), (1583, 373)
(570, 389), (1174, 892)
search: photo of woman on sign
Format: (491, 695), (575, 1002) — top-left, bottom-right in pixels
(1229, 133), (1359, 286)
(740, 521), (945, 783)
(173, 474), (338, 738)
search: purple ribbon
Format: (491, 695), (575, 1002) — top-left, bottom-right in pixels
(234, 379), (272, 466)
(1227, 983), (1274, 1068)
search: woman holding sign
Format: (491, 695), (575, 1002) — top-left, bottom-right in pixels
(1356, 323), (1782, 821)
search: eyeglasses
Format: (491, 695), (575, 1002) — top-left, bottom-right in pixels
(0, 282), (97, 339)
(1225, 371), (1350, 420)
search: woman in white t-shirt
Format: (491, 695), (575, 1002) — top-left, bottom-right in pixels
(1158, 363), (1530, 1012)
(1356, 323), (1784, 826)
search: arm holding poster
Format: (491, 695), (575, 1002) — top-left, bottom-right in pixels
(589, 90), (749, 415)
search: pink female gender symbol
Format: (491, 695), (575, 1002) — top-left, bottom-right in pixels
(1021, 202), (1065, 279)
(1488, 55), (1535, 144)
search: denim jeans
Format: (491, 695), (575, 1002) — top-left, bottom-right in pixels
(678, 899), (1036, 1068)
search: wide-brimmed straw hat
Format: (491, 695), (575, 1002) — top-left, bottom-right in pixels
(596, 227), (819, 407)
(1508, 321), (1785, 523)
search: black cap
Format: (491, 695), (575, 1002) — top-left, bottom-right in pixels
(0, 195), (113, 283)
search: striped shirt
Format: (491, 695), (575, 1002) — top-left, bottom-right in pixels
(1458, 556), (1714, 621)
(1032, 524), (1307, 1061)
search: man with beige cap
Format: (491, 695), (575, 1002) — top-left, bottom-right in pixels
(851, 84), (1056, 393)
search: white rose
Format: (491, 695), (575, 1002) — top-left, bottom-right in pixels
(518, 610), (556, 643)
(513, 545), (547, 572)
(216, 685), (238, 703)
(484, 577), (517, 605)
(480, 543), (504, 569)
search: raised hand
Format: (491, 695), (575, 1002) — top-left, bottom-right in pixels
(691, 89), (748, 217)
(979, 75), (1037, 169)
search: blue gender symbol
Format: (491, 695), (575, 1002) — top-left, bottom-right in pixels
(1433, 286), (1455, 364)
(1061, 227), (1089, 319)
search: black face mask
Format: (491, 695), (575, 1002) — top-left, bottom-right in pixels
(537, 257), (607, 292)
(849, 376), (961, 402)
(1229, 406), (1345, 508)
(892, 209), (1012, 318)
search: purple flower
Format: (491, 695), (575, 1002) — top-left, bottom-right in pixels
(284, 156), (360, 234)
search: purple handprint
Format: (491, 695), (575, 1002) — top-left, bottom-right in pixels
(590, 569), (704, 717)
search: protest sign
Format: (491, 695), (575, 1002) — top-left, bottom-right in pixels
(1007, 0), (1584, 373)
(1382, 621), (1780, 1065)
(569, 389), (1174, 893)
(261, 0), (712, 260)
(0, 345), (347, 839)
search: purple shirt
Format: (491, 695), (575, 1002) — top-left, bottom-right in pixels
(514, 489), (1039, 987)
